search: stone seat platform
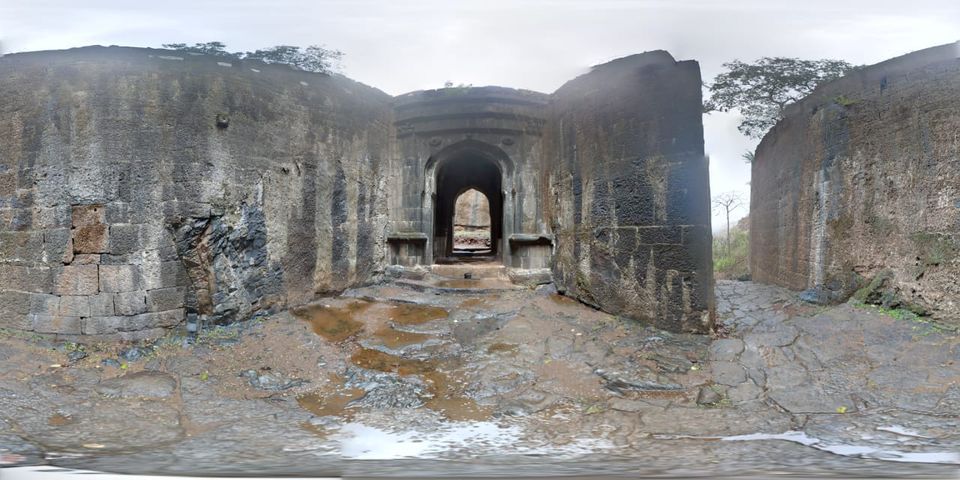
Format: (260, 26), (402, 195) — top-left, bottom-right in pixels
(395, 275), (522, 294)
(430, 263), (507, 280)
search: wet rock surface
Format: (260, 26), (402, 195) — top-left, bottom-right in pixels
(0, 279), (957, 476)
(95, 371), (177, 398)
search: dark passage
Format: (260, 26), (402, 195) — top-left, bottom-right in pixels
(433, 154), (502, 262)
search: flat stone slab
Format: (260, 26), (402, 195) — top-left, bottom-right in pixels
(710, 361), (747, 386)
(709, 338), (744, 361)
(95, 371), (177, 398)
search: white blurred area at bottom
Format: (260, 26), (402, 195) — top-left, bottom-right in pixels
(0, 466), (338, 480)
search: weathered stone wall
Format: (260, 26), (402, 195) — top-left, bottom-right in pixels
(0, 46), (392, 340)
(751, 42), (960, 324)
(544, 52), (714, 332)
(1, 46), (714, 337)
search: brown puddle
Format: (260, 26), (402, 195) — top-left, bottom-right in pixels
(47, 413), (74, 426)
(386, 303), (448, 326)
(372, 325), (433, 349)
(422, 370), (492, 421)
(293, 300), (492, 423)
(459, 297), (488, 309)
(487, 342), (519, 354)
(293, 300), (371, 342)
(297, 375), (366, 419)
(350, 348), (437, 375)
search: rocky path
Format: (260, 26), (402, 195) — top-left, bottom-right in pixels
(0, 279), (957, 476)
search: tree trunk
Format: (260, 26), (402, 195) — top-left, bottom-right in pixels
(726, 208), (731, 258)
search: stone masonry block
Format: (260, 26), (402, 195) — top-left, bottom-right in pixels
(0, 231), (45, 264)
(71, 204), (105, 227)
(58, 295), (91, 317)
(134, 308), (184, 328)
(0, 171), (15, 196)
(82, 308), (184, 335)
(159, 245), (179, 262)
(108, 223), (142, 255)
(71, 254), (100, 265)
(54, 264), (99, 296)
(160, 261), (188, 287)
(81, 316), (124, 335)
(139, 257), (164, 290)
(31, 314), (81, 334)
(114, 290), (147, 316)
(42, 228), (71, 261)
(98, 264), (141, 292)
(104, 202), (130, 224)
(0, 290), (32, 316)
(29, 293), (60, 315)
(72, 224), (109, 253)
(0, 313), (30, 330)
(62, 238), (74, 264)
(146, 287), (186, 312)
(0, 265), (54, 294)
(637, 226), (682, 245)
(34, 205), (72, 229)
(88, 293), (115, 316)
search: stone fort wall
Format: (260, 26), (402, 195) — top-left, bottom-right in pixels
(0, 46), (714, 338)
(545, 52), (714, 332)
(751, 42), (960, 325)
(0, 46), (393, 340)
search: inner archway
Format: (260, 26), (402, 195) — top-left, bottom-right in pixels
(452, 188), (492, 254)
(432, 151), (503, 263)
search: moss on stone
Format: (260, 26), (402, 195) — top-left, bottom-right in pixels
(852, 269), (894, 304)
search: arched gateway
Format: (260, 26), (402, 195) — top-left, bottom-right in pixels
(387, 87), (552, 273)
(424, 139), (513, 265)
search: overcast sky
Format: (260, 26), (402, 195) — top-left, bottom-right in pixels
(2, 0), (958, 229)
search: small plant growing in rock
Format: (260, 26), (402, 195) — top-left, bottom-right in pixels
(832, 94), (859, 107)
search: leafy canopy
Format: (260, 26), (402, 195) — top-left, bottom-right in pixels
(161, 42), (343, 74)
(161, 42), (233, 57)
(704, 57), (856, 138)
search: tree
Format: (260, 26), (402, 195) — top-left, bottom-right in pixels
(704, 57), (856, 139)
(741, 150), (755, 164)
(162, 42), (342, 74)
(244, 45), (343, 73)
(161, 42), (236, 58)
(713, 192), (744, 258)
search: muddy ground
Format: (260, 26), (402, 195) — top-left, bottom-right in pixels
(0, 279), (958, 477)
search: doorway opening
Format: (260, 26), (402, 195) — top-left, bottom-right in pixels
(432, 152), (503, 263)
(452, 189), (492, 255)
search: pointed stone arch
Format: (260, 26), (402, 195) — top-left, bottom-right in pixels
(423, 139), (516, 265)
